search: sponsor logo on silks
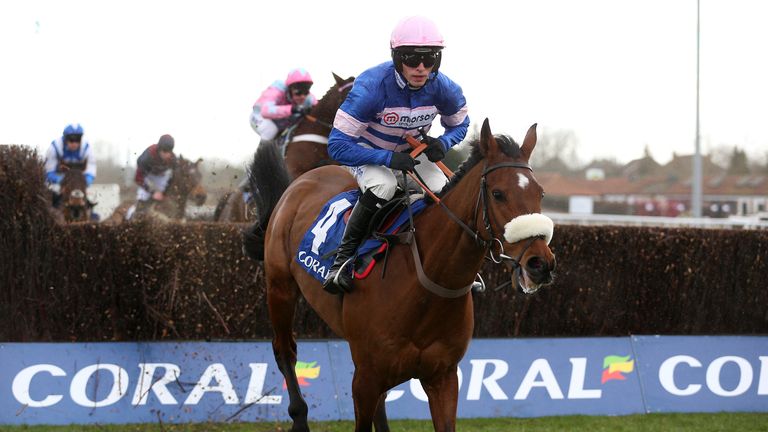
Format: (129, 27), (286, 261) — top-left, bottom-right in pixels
(283, 361), (321, 389)
(382, 112), (400, 125)
(602, 355), (634, 384)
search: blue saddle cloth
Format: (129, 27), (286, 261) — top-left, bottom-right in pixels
(296, 190), (427, 282)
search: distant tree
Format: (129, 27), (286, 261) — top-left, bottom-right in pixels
(643, 145), (653, 159)
(707, 144), (733, 170)
(727, 146), (750, 175)
(750, 151), (768, 175)
(532, 128), (581, 174)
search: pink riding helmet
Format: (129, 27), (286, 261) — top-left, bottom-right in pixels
(390, 16), (445, 49)
(285, 68), (313, 87)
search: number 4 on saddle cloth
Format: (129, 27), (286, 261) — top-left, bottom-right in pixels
(297, 190), (428, 283)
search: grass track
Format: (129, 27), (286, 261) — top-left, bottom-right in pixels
(2, 413), (767, 432)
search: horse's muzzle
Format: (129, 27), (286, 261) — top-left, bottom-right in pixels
(525, 254), (556, 286)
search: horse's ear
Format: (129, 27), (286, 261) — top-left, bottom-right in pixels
(520, 123), (538, 161)
(332, 72), (344, 85)
(195, 158), (203, 166)
(479, 118), (498, 156)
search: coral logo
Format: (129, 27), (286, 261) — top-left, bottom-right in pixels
(284, 361), (321, 388)
(602, 355), (634, 384)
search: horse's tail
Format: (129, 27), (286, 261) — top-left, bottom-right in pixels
(242, 140), (290, 261)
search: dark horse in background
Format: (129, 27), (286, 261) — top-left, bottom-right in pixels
(151, 156), (207, 220)
(104, 156), (207, 224)
(51, 167), (94, 223)
(213, 73), (355, 222)
(243, 119), (556, 431)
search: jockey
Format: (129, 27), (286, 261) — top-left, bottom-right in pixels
(44, 123), (96, 208)
(323, 16), (470, 294)
(249, 68), (319, 141)
(134, 134), (176, 213)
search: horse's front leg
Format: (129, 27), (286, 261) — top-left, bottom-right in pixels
(422, 368), (459, 432)
(352, 368), (386, 432)
(373, 393), (390, 432)
(267, 282), (309, 432)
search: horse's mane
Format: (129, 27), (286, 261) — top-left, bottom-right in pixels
(438, 134), (522, 198)
(61, 168), (86, 188)
(311, 76), (354, 116)
(319, 76), (354, 100)
(167, 155), (201, 195)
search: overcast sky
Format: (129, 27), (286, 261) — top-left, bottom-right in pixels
(1, 0), (767, 169)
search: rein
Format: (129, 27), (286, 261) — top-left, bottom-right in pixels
(398, 158), (539, 298)
(304, 114), (334, 130)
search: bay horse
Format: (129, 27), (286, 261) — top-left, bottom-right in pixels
(244, 119), (556, 431)
(151, 155), (208, 220)
(103, 156), (207, 224)
(213, 73), (355, 222)
(283, 72), (355, 180)
(58, 167), (93, 223)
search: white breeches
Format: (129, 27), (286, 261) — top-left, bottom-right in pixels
(137, 169), (172, 201)
(249, 110), (279, 141)
(348, 153), (448, 201)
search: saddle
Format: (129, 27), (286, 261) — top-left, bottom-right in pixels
(353, 191), (424, 278)
(295, 190), (427, 283)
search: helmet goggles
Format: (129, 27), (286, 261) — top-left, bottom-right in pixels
(290, 82), (312, 96)
(394, 47), (442, 69)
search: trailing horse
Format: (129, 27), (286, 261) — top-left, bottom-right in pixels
(54, 168), (94, 223)
(103, 156), (207, 224)
(243, 119), (556, 431)
(283, 72), (355, 180)
(214, 73), (355, 223)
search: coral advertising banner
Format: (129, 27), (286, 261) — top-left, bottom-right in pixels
(0, 337), (766, 425)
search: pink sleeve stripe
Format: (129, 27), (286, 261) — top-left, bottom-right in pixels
(359, 132), (411, 153)
(333, 110), (368, 137)
(441, 106), (469, 127)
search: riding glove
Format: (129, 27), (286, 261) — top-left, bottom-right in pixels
(46, 172), (63, 184)
(422, 136), (446, 162)
(389, 152), (420, 172)
(291, 105), (311, 116)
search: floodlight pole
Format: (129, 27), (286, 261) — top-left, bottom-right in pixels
(692, 0), (703, 217)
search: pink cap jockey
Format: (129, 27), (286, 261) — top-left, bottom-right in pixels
(285, 68), (313, 87)
(253, 68), (317, 121)
(390, 16), (445, 49)
(390, 16), (446, 76)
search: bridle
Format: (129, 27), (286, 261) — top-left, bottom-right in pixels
(402, 159), (544, 297)
(64, 188), (89, 222)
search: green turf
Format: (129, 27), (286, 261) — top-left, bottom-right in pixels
(2, 413), (767, 432)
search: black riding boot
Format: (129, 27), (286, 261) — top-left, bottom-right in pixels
(323, 190), (381, 295)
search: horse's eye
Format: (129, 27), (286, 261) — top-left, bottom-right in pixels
(491, 190), (506, 202)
